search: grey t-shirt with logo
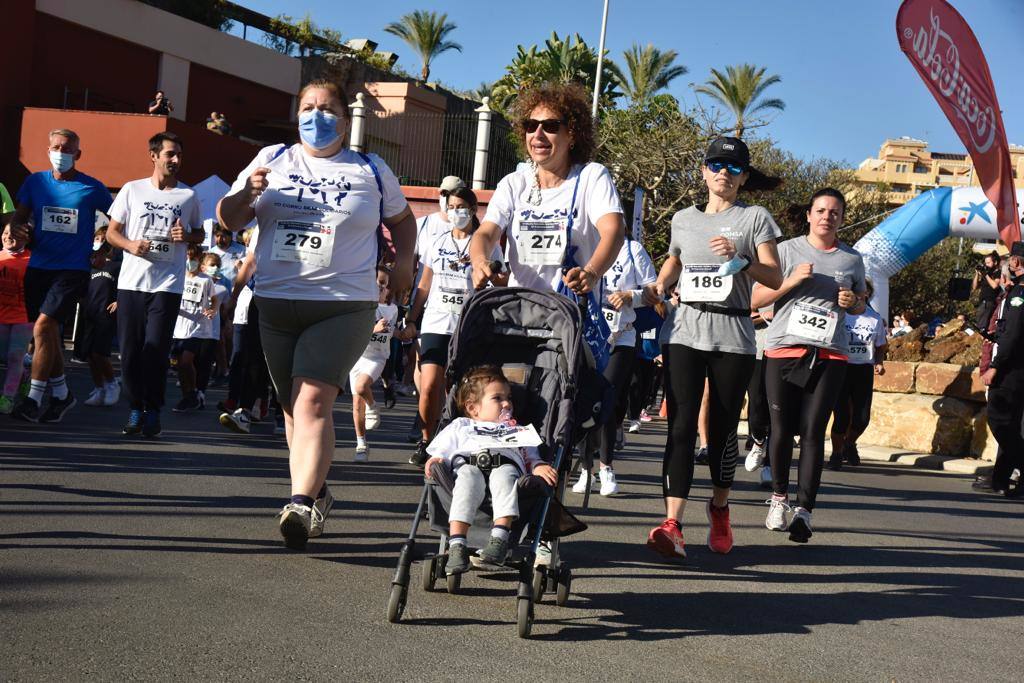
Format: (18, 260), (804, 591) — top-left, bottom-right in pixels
(766, 236), (867, 354)
(661, 202), (781, 355)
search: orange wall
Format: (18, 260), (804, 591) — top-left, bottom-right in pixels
(20, 108), (261, 188)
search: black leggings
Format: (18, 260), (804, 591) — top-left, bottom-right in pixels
(596, 344), (635, 466)
(831, 363), (874, 442)
(767, 356), (847, 510)
(628, 356), (656, 419)
(662, 344), (753, 499)
(746, 358), (770, 444)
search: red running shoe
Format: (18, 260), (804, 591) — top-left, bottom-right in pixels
(647, 518), (686, 559)
(706, 500), (733, 554)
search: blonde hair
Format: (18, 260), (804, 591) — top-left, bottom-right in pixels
(49, 128), (80, 145)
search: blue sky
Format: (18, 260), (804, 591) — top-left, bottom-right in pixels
(233, 0), (1023, 166)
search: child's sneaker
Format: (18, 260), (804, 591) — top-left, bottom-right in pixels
(477, 536), (509, 566)
(446, 543), (470, 575)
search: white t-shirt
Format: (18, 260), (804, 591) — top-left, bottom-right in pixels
(421, 230), (502, 336)
(232, 230), (259, 326)
(359, 303), (400, 361)
(229, 144), (407, 302)
(601, 239), (658, 348)
(415, 212), (450, 261)
(483, 162), (623, 291)
(426, 417), (544, 474)
(173, 272), (218, 340)
(843, 307), (887, 365)
(208, 279), (230, 333)
(109, 178), (201, 294)
(209, 242), (246, 282)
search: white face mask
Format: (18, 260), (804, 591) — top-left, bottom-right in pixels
(202, 265), (219, 277)
(447, 208), (472, 230)
(49, 150), (74, 173)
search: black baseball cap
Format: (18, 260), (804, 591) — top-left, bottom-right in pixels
(704, 136), (781, 192)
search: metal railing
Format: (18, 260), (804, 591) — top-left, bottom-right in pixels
(350, 95), (520, 189)
(61, 87), (137, 114)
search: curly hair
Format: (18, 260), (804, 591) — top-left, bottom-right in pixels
(456, 364), (509, 414)
(512, 82), (595, 165)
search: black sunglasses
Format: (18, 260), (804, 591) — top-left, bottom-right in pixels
(523, 118), (565, 134)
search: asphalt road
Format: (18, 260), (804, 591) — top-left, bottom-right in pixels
(2, 367), (1022, 681)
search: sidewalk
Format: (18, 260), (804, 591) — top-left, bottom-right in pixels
(734, 419), (992, 477)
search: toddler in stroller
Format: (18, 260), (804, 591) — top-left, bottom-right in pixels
(424, 365), (559, 575)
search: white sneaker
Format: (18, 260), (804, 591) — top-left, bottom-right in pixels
(571, 470), (592, 494)
(365, 406), (380, 431)
(278, 503), (312, 549)
(760, 465), (773, 489)
(765, 496), (791, 531)
(534, 541), (552, 567)
(627, 419), (641, 434)
(84, 387), (104, 406)
(789, 506), (813, 543)
(308, 487), (335, 538)
(354, 443), (369, 462)
(745, 440), (765, 472)
(103, 382), (120, 406)
(598, 466), (619, 496)
(219, 408), (251, 434)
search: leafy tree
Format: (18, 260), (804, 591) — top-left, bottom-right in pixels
(383, 10), (462, 82)
(609, 43), (687, 105)
(264, 14), (342, 56)
(694, 64), (785, 138)
(490, 32), (622, 114)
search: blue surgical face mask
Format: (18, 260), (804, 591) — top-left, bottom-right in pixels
(298, 109), (340, 150)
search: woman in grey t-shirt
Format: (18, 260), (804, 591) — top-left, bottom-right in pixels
(643, 136), (783, 559)
(752, 188), (867, 544)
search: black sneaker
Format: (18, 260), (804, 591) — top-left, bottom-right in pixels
(142, 410), (162, 438)
(845, 444), (861, 466)
(446, 543), (470, 575)
(694, 446), (709, 465)
(39, 393), (76, 423)
(122, 409), (144, 435)
(173, 392), (201, 413)
(788, 507), (813, 543)
(10, 395), (42, 423)
(409, 439), (429, 466)
(828, 452), (843, 471)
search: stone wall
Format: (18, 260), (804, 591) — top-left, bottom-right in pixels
(863, 361), (995, 460)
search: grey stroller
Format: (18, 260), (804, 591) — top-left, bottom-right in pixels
(386, 287), (603, 637)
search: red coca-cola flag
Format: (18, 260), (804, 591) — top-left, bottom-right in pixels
(897, 0), (1020, 245)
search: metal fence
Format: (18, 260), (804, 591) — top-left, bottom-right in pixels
(362, 109), (520, 189)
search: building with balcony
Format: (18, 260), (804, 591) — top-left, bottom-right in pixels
(853, 137), (1024, 206)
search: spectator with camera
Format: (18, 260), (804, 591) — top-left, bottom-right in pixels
(147, 91), (173, 116)
(973, 251), (1002, 330)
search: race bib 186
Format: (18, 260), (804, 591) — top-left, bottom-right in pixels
(271, 220), (334, 267)
(679, 264), (733, 302)
(517, 220), (566, 266)
(42, 206), (78, 234)
(786, 301), (837, 344)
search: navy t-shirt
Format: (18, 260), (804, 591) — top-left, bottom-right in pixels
(16, 171), (113, 272)
(85, 259), (120, 323)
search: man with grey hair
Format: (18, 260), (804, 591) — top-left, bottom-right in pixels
(5, 128), (112, 423)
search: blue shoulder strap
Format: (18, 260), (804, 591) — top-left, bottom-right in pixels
(358, 152), (385, 226)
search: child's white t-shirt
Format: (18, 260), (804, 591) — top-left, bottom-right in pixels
(427, 417), (544, 474)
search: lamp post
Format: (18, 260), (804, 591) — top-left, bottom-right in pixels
(591, 0), (610, 119)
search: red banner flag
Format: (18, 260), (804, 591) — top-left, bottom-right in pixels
(897, 0), (1020, 245)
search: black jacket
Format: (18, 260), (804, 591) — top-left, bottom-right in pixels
(992, 278), (1024, 371)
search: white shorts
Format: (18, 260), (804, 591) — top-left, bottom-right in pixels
(348, 355), (386, 387)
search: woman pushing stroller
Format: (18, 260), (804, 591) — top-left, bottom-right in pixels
(424, 365), (558, 576)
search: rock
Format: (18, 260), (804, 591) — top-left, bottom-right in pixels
(970, 411), (998, 462)
(914, 362), (986, 402)
(873, 361), (915, 393)
(860, 392), (980, 456)
(933, 317), (965, 339)
(947, 334), (983, 366)
(923, 331), (982, 364)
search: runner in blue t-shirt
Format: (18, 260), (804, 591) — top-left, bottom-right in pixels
(5, 128), (113, 423)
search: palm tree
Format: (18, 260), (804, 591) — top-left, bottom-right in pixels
(694, 64), (785, 137)
(383, 10), (462, 82)
(611, 43), (688, 105)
